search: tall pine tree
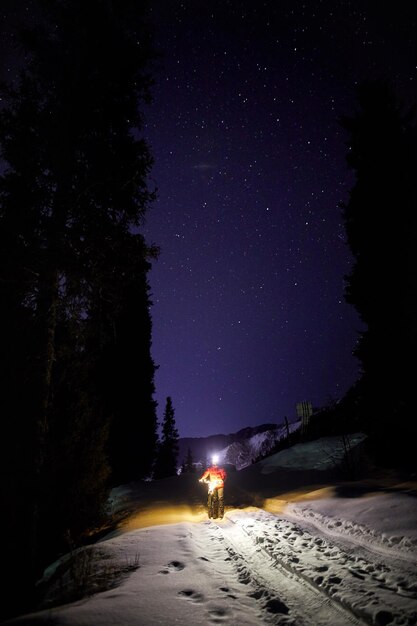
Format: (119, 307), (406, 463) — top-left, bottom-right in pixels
(105, 233), (159, 484)
(154, 397), (180, 479)
(340, 80), (417, 466)
(0, 0), (158, 616)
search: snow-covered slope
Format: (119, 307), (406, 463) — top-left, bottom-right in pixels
(177, 421), (301, 470)
(217, 420), (302, 470)
(259, 432), (367, 472)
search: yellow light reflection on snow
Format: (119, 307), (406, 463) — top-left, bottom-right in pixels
(264, 485), (337, 514)
(119, 504), (209, 531)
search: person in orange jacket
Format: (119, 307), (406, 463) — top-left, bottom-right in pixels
(199, 457), (227, 519)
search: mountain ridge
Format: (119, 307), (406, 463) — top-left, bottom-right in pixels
(178, 421), (301, 470)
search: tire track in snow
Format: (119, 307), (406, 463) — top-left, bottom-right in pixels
(221, 510), (417, 626)
(284, 505), (417, 565)
(206, 517), (365, 626)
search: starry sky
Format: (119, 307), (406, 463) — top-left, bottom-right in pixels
(142, 1), (417, 438)
(1, 2), (416, 439)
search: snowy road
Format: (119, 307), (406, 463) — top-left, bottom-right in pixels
(202, 514), (364, 626)
(222, 509), (417, 625)
(6, 503), (417, 626)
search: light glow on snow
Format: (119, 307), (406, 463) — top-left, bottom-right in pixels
(4, 435), (417, 626)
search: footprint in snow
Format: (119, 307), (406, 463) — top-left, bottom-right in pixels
(328, 575), (342, 585)
(264, 597), (289, 615)
(159, 560), (185, 574)
(178, 589), (204, 603)
(314, 565), (328, 572)
(208, 606), (231, 618)
(375, 609), (394, 626)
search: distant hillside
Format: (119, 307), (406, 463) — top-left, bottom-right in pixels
(178, 421), (301, 470)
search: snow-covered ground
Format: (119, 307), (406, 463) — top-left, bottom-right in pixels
(4, 435), (417, 626)
(216, 420), (302, 470)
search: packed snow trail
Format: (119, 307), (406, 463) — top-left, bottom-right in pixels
(4, 505), (417, 625)
(224, 510), (417, 626)
(206, 515), (363, 626)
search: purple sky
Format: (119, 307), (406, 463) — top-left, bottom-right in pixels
(142, 1), (417, 438)
(1, 2), (415, 439)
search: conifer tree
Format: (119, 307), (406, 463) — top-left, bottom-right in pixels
(154, 397), (179, 478)
(340, 80), (417, 466)
(0, 1), (158, 615)
(105, 233), (159, 484)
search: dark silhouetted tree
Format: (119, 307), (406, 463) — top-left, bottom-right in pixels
(106, 234), (159, 484)
(340, 80), (417, 466)
(154, 397), (179, 478)
(0, 0), (157, 617)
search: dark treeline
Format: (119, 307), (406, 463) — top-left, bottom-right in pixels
(0, 0), (162, 618)
(311, 80), (417, 470)
(341, 81), (417, 469)
(153, 396), (180, 479)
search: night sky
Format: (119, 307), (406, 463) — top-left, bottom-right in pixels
(1, 2), (416, 439)
(142, 1), (417, 438)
